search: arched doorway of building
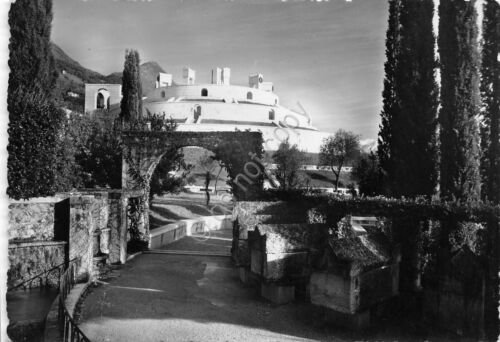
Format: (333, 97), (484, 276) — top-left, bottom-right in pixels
(96, 93), (105, 109)
(96, 88), (111, 110)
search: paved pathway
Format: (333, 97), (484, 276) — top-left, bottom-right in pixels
(77, 229), (461, 342)
(155, 229), (232, 255)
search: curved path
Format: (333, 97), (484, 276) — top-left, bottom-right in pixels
(77, 228), (456, 342)
(78, 228), (337, 342)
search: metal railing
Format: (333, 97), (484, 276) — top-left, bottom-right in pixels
(58, 258), (91, 342)
(7, 259), (70, 292)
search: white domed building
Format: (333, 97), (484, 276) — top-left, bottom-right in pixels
(143, 67), (331, 153)
(85, 66), (332, 153)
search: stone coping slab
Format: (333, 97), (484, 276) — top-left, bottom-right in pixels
(8, 240), (68, 248)
(9, 197), (65, 204)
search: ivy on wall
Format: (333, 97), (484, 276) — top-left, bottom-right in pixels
(122, 129), (265, 200)
(243, 194), (499, 339)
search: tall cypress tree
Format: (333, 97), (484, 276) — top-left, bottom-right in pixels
(378, 0), (401, 196)
(378, 0), (438, 198)
(438, 0), (481, 202)
(120, 50), (143, 121)
(8, 0), (57, 106)
(393, 0), (438, 198)
(7, 0), (64, 199)
(480, 0), (500, 203)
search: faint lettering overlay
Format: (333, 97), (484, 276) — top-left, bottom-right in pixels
(192, 104), (309, 241)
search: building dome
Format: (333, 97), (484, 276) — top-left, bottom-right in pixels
(143, 67), (331, 153)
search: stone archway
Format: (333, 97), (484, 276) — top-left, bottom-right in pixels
(96, 88), (111, 110)
(121, 130), (264, 238)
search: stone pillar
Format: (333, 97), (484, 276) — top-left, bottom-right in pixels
(140, 193), (150, 239)
(69, 195), (95, 281)
(120, 195), (129, 262)
(100, 228), (110, 254)
(108, 192), (129, 264)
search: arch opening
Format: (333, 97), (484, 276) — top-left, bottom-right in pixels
(96, 93), (105, 109)
(96, 88), (111, 110)
(147, 145), (232, 230)
(122, 131), (265, 238)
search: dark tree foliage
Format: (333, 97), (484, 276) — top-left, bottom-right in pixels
(53, 114), (87, 192)
(7, 0), (64, 199)
(480, 0), (500, 203)
(439, 0), (482, 202)
(8, 0), (57, 106)
(378, 0), (438, 198)
(378, 0), (401, 195)
(352, 152), (384, 196)
(393, 0), (438, 198)
(149, 118), (190, 200)
(77, 116), (122, 189)
(7, 100), (65, 199)
(120, 50), (143, 121)
(213, 131), (264, 200)
(272, 139), (306, 190)
(149, 148), (188, 200)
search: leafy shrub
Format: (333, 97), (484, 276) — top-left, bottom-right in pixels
(8, 99), (65, 199)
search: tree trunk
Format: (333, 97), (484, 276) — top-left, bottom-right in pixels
(332, 164), (343, 191)
(214, 164), (223, 193)
(205, 171), (211, 206)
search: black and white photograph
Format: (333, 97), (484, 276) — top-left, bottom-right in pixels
(1, 0), (499, 341)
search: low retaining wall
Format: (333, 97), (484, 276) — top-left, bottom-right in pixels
(149, 215), (232, 249)
(8, 241), (67, 288)
(8, 197), (66, 241)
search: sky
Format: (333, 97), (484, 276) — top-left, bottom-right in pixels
(50, 0), (389, 140)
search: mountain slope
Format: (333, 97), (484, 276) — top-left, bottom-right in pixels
(51, 43), (120, 84)
(51, 43), (166, 113)
(141, 61), (166, 96)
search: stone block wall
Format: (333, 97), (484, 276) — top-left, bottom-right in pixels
(8, 190), (138, 284)
(8, 199), (59, 241)
(107, 192), (129, 264)
(8, 241), (67, 288)
(68, 196), (95, 281)
(8, 197), (70, 287)
(232, 201), (313, 265)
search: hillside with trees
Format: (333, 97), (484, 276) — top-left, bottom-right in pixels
(50, 42), (166, 114)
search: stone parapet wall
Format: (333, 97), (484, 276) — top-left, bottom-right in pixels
(232, 201), (308, 223)
(149, 215), (232, 249)
(8, 199), (60, 241)
(7, 190), (139, 285)
(7, 241), (67, 288)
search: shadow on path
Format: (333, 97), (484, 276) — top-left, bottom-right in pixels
(78, 229), (470, 341)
